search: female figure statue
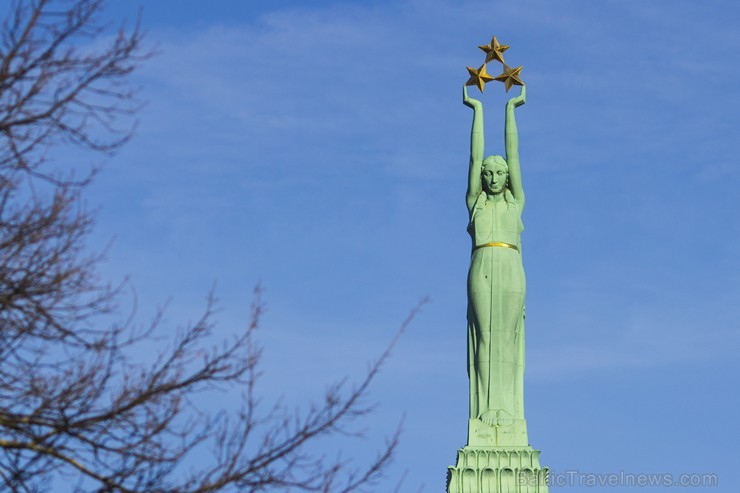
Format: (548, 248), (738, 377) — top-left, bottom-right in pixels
(463, 85), (527, 446)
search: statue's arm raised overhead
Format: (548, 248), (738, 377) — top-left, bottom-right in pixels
(463, 86), (484, 213)
(505, 86), (526, 208)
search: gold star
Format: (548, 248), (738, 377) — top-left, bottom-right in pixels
(493, 64), (524, 92)
(465, 63), (494, 92)
(479, 36), (509, 64)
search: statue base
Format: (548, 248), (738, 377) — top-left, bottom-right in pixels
(447, 446), (548, 493)
(468, 417), (529, 447)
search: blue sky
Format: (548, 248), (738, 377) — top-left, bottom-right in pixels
(80, 0), (740, 491)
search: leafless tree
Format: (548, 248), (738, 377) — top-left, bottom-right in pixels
(0, 1), (411, 491)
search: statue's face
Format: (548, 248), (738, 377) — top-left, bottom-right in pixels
(482, 164), (508, 194)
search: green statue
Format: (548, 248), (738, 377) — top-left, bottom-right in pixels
(463, 83), (528, 447)
(447, 39), (548, 493)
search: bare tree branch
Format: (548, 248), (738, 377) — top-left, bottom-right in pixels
(0, 2), (416, 492)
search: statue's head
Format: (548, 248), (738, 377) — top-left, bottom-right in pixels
(481, 155), (508, 195)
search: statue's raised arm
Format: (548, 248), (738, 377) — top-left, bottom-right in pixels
(463, 86), (484, 212)
(505, 85), (526, 207)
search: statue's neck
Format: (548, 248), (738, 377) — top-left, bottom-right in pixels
(486, 191), (506, 203)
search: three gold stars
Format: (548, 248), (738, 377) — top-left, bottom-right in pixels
(465, 64), (495, 92)
(479, 36), (509, 64)
(465, 35), (525, 93)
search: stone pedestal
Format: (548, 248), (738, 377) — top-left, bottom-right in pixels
(447, 446), (548, 493)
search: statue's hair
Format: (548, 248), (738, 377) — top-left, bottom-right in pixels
(482, 155), (507, 171)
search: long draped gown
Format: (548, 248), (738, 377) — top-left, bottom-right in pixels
(467, 191), (525, 427)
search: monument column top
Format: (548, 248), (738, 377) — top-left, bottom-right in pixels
(447, 35), (548, 493)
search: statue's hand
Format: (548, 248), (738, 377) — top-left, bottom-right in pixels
(507, 85), (526, 108)
(463, 85), (482, 110)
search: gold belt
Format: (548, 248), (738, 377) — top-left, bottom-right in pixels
(473, 241), (519, 252)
